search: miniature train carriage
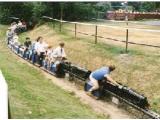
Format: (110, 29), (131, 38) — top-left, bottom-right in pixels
(12, 43), (19, 54)
(102, 81), (150, 109)
(54, 62), (66, 78)
(62, 62), (91, 81)
(18, 46), (25, 57)
(42, 60), (66, 78)
(85, 79), (150, 108)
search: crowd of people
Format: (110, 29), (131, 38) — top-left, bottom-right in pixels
(30, 36), (67, 69)
(6, 21), (67, 72)
(6, 20), (26, 45)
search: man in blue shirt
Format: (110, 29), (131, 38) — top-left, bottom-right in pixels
(87, 65), (119, 95)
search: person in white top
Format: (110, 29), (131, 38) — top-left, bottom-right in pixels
(36, 37), (48, 67)
(36, 41), (48, 54)
(34, 39), (40, 53)
(12, 33), (19, 45)
(10, 33), (20, 53)
(31, 37), (40, 64)
(10, 22), (17, 33)
(32, 36), (47, 64)
(44, 45), (53, 69)
(17, 21), (22, 27)
(6, 28), (13, 44)
(51, 42), (66, 61)
(50, 42), (67, 72)
(17, 20), (23, 32)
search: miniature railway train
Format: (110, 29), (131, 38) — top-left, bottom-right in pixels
(8, 43), (160, 119)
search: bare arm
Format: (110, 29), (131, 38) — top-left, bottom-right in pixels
(105, 75), (119, 86)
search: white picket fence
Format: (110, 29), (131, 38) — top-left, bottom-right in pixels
(0, 70), (8, 119)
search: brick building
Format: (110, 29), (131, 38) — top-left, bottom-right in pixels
(106, 11), (160, 20)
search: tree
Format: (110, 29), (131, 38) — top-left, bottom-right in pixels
(0, 2), (159, 24)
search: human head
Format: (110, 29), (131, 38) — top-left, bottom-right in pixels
(109, 65), (116, 72)
(48, 45), (52, 49)
(59, 42), (65, 48)
(13, 22), (16, 25)
(26, 37), (30, 41)
(8, 28), (11, 31)
(36, 36), (43, 42)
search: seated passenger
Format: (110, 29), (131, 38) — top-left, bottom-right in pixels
(44, 45), (53, 69)
(24, 37), (31, 49)
(51, 42), (67, 62)
(10, 33), (20, 49)
(87, 65), (119, 96)
(49, 42), (67, 72)
(18, 45), (26, 57)
(17, 20), (26, 32)
(17, 20), (22, 28)
(10, 22), (17, 33)
(31, 37), (40, 64)
(22, 20), (27, 30)
(36, 37), (48, 67)
(12, 33), (19, 44)
(23, 37), (32, 59)
(6, 28), (14, 45)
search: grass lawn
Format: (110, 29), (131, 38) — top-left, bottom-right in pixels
(0, 25), (105, 119)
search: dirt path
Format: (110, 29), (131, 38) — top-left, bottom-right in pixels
(46, 75), (132, 119)
(8, 49), (132, 119)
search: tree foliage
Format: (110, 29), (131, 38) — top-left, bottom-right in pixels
(0, 2), (159, 24)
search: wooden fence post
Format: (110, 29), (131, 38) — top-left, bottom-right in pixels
(95, 25), (98, 44)
(60, 3), (63, 32)
(53, 20), (55, 29)
(125, 29), (129, 53)
(60, 21), (62, 32)
(75, 23), (77, 38)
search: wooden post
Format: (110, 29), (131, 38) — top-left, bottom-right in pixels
(51, 2), (54, 29)
(75, 23), (77, 38)
(47, 21), (50, 26)
(60, 3), (63, 32)
(53, 20), (55, 28)
(125, 29), (129, 53)
(95, 25), (98, 44)
(96, 11), (98, 21)
(60, 21), (62, 32)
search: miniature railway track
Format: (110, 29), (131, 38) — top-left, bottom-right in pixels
(103, 89), (160, 119)
(8, 44), (160, 119)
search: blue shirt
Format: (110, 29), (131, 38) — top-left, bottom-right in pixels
(91, 67), (110, 81)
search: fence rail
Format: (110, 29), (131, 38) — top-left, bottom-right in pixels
(0, 70), (9, 119)
(42, 16), (160, 51)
